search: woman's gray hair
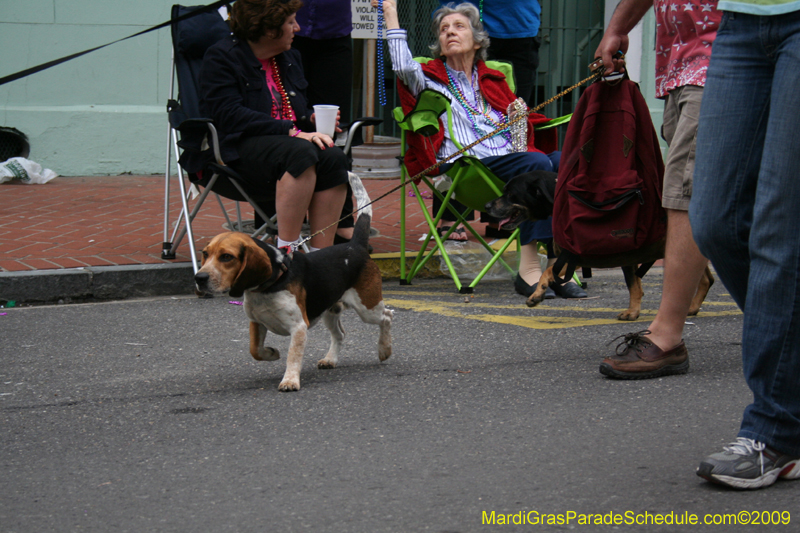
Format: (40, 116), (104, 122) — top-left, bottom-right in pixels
(429, 2), (490, 62)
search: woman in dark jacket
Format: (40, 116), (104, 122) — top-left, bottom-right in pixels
(200, 0), (348, 251)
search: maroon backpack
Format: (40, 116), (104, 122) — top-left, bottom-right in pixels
(552, 77), (666, 276)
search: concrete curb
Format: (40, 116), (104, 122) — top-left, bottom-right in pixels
(0, 263), (198, 304)
(0, 254), (449, 305)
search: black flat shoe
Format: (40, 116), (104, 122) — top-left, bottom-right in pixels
(552, 281), (588, 299)
(514, 273), (555, 299)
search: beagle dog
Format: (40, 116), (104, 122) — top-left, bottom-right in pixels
(195, 173), (393, 391)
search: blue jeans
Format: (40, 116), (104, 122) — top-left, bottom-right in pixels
(690, 11), (800, 456)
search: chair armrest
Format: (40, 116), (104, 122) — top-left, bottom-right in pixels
(393, 89), (450, 137)
(177, 118), (225, 165)
(341, 117), (383, 155)
(534, 113), (572, 131)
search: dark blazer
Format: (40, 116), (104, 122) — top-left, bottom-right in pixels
(186, 34), (315, 171)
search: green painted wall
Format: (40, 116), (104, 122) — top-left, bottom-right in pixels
(0, 1), (174, 176)
(638, 9), (665, 155)
(0, 0), (662, 176)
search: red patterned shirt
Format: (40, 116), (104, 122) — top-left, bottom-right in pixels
(654, 1), (721, 98)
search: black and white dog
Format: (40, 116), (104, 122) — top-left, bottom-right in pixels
(195, 173), (393, 391)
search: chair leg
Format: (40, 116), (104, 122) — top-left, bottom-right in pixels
(406, 178), (465, 292)
(168, 173), (217, 272)
(459, 219), (517, 275)
(405, 183), (442, 281)
(400, 169), (519, 293)
(162, 127), (184, 260)
(404, 180), (445, 278)
(400, 169), (409, 284)
(466, 227), (520, 291)
(214, 193), (234, 229)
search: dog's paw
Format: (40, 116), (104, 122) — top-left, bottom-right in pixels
(525, 293), (543, 307)
(278, 378), (301, 392)
(617, 310), (640, 321)
(379, 312), (392, 362)
(378, 345), (392, 362)
(253, 347), (280, 361)
(317, 359), (337, 369)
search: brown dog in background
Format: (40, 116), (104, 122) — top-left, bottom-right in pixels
(485, 170), (714, 320)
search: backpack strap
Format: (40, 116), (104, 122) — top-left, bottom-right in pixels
(551, 252), (579, 286)
(635, 261), (655, 279)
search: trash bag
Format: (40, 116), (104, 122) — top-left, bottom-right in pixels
(0, 127), (30, 160)
(441, 240), (521, 281)
(0, 157), (58, 184)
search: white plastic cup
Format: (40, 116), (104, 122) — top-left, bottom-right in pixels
(313, 105), (339, 138)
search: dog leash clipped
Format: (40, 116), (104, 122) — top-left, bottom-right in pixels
(587, 51), (627, 84)
(294, 68), (605, 250)
(253, 248), (292, 291)
(0, 0), (231, 87)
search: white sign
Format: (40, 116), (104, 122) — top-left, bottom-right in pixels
(351, 0), (379, 39)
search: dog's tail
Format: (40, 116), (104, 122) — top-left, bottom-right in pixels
(348, 171), (371, 249)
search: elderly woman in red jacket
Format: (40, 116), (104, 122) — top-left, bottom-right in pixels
(377, 0), (586, 298)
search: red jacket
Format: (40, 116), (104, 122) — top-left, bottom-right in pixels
(397, 58), (557, 180)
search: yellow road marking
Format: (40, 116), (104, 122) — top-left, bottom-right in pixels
(384, 290), (458, 297)
(384, 290), (737, 307)
(383, 298), (741, 330)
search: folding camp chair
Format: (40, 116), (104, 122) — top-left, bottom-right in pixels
(395, 59), (570, 293)
(162, 4), (381, 272)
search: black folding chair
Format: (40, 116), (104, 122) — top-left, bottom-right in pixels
(162, 4), (380, 272)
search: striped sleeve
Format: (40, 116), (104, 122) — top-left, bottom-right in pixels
(386, 29), (426, 96)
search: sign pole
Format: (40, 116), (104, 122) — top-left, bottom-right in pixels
(352, 0), (379, 144)
(364, 39), (376, 144)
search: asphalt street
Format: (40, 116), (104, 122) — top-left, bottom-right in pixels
(1, 268), (797, 532)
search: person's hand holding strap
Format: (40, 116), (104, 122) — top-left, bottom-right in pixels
(592, 0), (653, 76)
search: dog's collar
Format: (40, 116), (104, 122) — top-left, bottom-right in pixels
(253, 250), (292, 292)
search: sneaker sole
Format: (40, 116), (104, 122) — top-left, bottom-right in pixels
(697, 459), (800, 489)
(599, 359), (689, 380)
(697, 463), (781, 490)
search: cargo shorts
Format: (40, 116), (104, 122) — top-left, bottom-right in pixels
(661, 85), (704, 211)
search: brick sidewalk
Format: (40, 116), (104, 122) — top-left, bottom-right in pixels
(1, 175), (488, 273)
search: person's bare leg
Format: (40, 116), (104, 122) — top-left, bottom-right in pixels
(644, 209), (709, 350)
(308, 183), (348, 248)
(336, 227), (354, 240)
(275, 167), (316, 243)
(518, 242), (543, 285)
(336, 190), (356, 241)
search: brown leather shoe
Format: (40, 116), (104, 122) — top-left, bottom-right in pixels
(600, 330), (689, 379)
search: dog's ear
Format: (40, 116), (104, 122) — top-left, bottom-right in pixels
(230, 240), (272, 298)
